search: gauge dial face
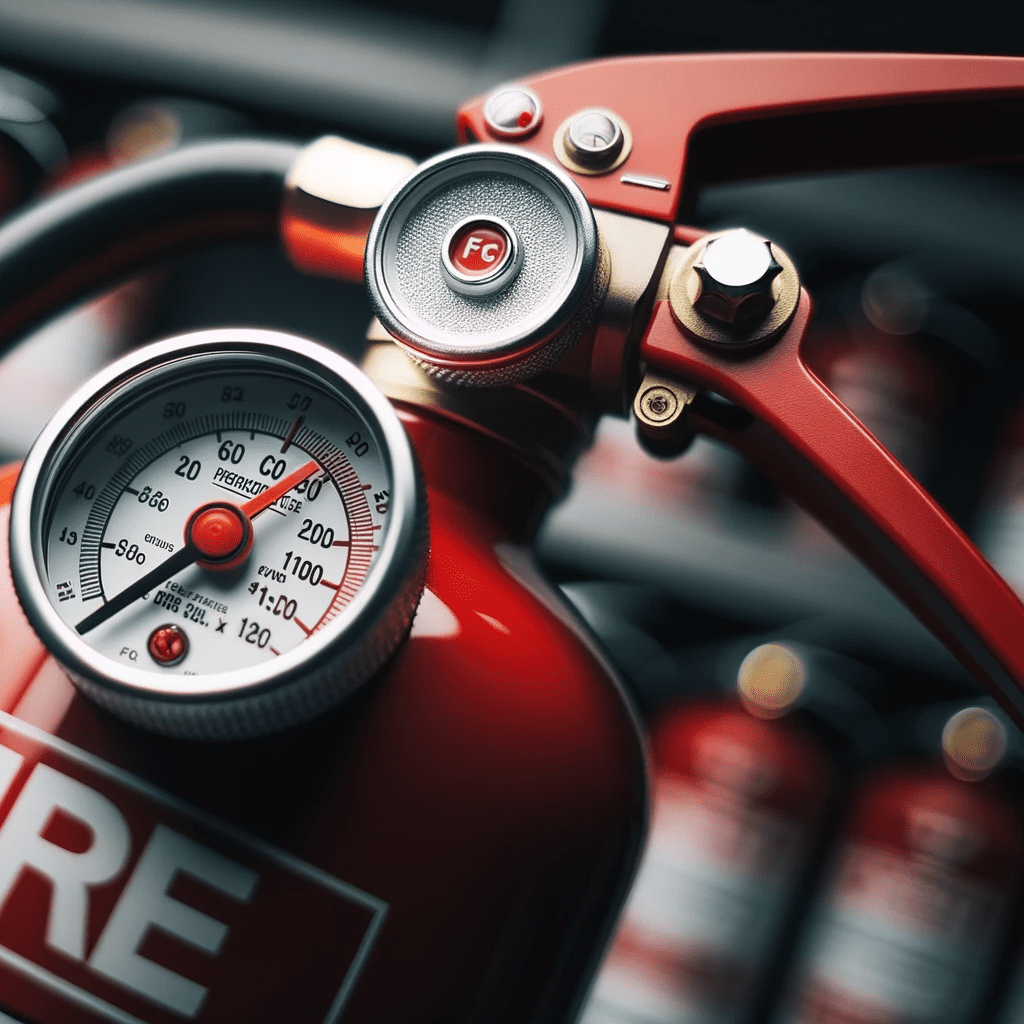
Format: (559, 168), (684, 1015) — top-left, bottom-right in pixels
(36, 351), (393, 679)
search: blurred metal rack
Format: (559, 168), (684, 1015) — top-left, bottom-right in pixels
(539, 426), (972, 685)
(0, 0), (607, 148)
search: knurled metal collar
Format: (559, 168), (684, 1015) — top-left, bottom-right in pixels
(365, 144), (603, 387)
(668, 230), (800, 349)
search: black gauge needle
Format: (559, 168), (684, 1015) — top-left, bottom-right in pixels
(76, 542), (200, 635)
(75, 459), (320, 636)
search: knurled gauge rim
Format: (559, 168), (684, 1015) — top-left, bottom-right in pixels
(9, 328), (428, 739)
(365, 144), (600, 384)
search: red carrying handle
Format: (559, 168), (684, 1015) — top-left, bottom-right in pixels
(458, 53), (1024, 725)
(641, 297), (1024, 725)
(458, 53), (1024, 223)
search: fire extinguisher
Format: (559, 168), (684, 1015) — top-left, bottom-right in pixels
(4, 51), (1024, 1024)
(776, 704), (1023, 1024)
(0, 123), (653, 1021)
(582, 640), (857, 1024)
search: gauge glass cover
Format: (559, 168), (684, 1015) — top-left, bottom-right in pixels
(10, 329), (425, 735)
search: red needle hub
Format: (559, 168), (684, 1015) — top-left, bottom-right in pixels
(184, 502), (253, 570)
(191, 507), (245, 559)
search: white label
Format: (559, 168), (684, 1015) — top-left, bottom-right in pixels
(0, 762), (132, 960)
(0, 711), (386, 1024)
(586, 778), (807, 1024)
(89, 826), (258, 1017)
(624, 780), (801, 953)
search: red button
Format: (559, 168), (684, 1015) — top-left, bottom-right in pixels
(448, 221), (511, 278)
(148, 624), (188, 665)
(190, 506), (245, 559)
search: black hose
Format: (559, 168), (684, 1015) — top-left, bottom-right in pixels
(0, 137), (301, 352)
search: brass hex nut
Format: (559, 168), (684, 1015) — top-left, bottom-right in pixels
(668, 229), (800, 350)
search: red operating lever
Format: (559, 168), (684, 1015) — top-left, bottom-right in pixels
(458, 52), (1024, 724)
(641, 298), (1024, 727)
(457, 53), (1024, 223)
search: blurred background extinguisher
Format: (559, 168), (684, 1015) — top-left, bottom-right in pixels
(776, 703), (1023, 1024)
(582, 640), (865, 1024)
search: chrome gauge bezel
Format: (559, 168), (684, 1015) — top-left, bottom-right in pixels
(9, 328), (427, 738)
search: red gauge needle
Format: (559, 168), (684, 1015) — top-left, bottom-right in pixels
(241, 459), (319, 519)
(76, 459), (320, 635)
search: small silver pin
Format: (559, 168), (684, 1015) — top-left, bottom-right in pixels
(620, 173), (671, 190)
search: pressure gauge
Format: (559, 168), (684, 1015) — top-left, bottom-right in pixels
(10, 329), (427, 740)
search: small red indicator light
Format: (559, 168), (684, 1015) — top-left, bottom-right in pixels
(148, 624), (188, 665)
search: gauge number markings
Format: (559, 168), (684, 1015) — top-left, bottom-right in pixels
(62, 411), (382, 661)
(39, 364), (395, 680)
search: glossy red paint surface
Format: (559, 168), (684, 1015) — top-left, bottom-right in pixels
(0, 413), (646, 1023)
(458, 53), (1024, 222)
(641, 298), (1024, 726)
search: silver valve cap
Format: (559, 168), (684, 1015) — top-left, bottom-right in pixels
(365, 145), (607, 387)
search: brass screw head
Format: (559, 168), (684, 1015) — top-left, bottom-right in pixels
(632, 372), (696, 458)
(693, 230), (783, 326)
(639, 385), (678, 423)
